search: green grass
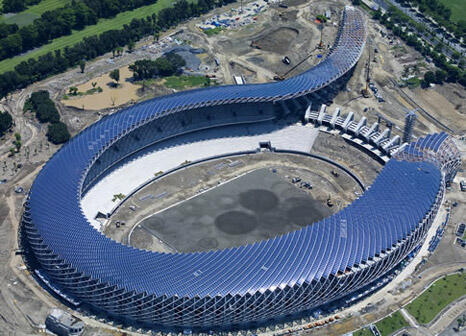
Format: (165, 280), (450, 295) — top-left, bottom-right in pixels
(0, 0), (176, 74)
(203, 26), (223, 36)
(1, 12), (37, 25)
(25, 0), (70, 15)
(438, 0), (466, 23)
(375, 311), (409, 336)
(164, 75), (212, 89)
(406, 273), (466, 324)
(404, 77), (421, 88)
(0, 0), (71, 26)
(353, 328), (373, 336)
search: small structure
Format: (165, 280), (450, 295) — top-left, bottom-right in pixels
(233, 75), (244, 85)
(403, 110), (417, 143)
(45, 309), (84, 336)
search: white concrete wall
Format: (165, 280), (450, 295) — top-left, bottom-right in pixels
(81, 124), (318, 230)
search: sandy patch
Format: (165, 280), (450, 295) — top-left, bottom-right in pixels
(62, 66), (141, 110)
(410, 86), (466, 133)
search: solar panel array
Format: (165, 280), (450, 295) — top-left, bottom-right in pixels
(22, 6), (457, 330)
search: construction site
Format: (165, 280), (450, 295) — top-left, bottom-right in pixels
(0, 0), (464, 335)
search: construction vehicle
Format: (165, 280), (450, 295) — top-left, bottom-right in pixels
(317, 22), (324, 49)
(282, 56), (291, 65)
(361, 38), (372, 98)
(274, 47), (317, 80)
(327, 196), (334, 207)
(250, 41), (261, 49)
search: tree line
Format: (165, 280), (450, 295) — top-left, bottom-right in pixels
(24, 91), (70, 144)
(0, 111), (13, 136)
(396, 0), (465, 42)
(2, 0), (41, 13)
(0, 0), (157, 61)
(129, 53), (186, 80)
(373, 7), (466, 87)
(0, 0), (237, 99)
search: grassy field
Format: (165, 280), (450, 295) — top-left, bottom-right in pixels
(0, 0), (70, 26)
(164, 75), (212, 89)
(406, 273), (466, 324)
(353, 328), (373, 336)
(375, 311), (409, 336)
(0, 0), (176, 74)
(203, 26), (223, 36)
(439, 0), (466, 23)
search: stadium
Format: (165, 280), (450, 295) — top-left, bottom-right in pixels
(21, 6), (461, 333)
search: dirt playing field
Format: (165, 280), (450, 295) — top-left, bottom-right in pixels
(130, 168), (333, 253)
(61, 66), (141, 110)
(255, 27), (300, 54)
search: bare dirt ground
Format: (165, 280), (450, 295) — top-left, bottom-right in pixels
(0, 0), (464, 334)
(108, 150), (364, 252)
(62, 66), (141, 110)
(207, 0), (338, 83)
(335, 12), (466, 137)
(310, 131), (383, 186)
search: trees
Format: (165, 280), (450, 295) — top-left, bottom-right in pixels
(445, 65), (460, 83)
(129, 54), (186, 80)
(127, 40), (135, 53)
(46, 122), (70, 144)
(36, 101), (60, 123)
(13, 132), (21, 151)
(0, 0), (240, 99)
(434, 69), (447, 84)
(129, 59), (159, 80)
(0, 23), (18, 39)
(109, 69), (120, 86)
(0, 0), (161, 62)
(369, 4), (466, 89)
(69, 87), (79, 95)
(26, 90), (60, 123)
(26, 90), (71, 144)
(0, 111), (13, 135)
(423, 71), (435, 85)
(3, 0), (27, 13)
(79, 60), (86, 73)
(154, 53), (185, 76)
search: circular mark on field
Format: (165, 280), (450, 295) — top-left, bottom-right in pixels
(215, 211), (258, 235)
(259, 213), (287, 232)
(239, 189), (279, 212)
(287, 205), (319, 227)
(197, 237), (219, 250)
(217, 195), (236, 208)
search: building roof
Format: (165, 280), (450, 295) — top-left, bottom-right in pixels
(26, 7), (445, 300)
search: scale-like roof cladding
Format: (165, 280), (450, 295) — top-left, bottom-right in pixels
(24, 7), (457, 329)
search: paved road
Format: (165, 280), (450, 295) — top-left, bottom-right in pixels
(430, 297), (466, 335)
(401, 308), (419, 329)
(372, 0), (464, 56)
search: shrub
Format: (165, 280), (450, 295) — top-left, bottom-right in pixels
(0, 110), (13, 135)
(46, 122), (70, 144)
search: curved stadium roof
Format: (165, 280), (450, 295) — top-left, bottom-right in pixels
(24, 6), (450, 328)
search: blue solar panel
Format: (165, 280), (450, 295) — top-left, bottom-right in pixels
(22, 6), (451, 329)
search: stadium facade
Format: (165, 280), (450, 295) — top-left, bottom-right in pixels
(21, 6), (461, 332)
